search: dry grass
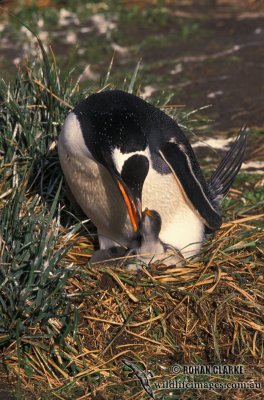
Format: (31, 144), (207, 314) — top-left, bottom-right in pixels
(1, 179), (263, 399)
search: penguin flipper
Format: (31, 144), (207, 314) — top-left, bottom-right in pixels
(207, 127), (247, 205)
(159, 142), (222, 230)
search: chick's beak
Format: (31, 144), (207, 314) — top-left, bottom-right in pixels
(144, 208), (153, 217)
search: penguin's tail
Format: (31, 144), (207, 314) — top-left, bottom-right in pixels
(208, 127), (247, 206)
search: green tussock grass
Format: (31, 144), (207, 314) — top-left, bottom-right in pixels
(0, 29), (263, 400)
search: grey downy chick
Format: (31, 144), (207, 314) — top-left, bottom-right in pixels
(125, 208), (184, 270)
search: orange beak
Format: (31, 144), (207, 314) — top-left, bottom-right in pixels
(117, 179), (139, 232)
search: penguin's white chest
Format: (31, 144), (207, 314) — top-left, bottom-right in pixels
(142, 168), (204, 258)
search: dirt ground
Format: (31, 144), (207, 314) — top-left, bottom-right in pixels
(111, 1), (264, 130)
(164, 4), (264, 130)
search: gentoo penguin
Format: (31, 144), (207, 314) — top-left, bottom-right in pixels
(58, 90), (246, 263)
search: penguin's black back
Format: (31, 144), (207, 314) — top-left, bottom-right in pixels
(74, 90), (184, 153)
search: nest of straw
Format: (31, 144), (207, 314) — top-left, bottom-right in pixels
(1, 195), (263, 399)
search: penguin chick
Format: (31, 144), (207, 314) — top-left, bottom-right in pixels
(124, 208), (185, 271)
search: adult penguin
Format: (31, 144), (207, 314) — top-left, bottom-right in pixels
(58, 90), (246, 262)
